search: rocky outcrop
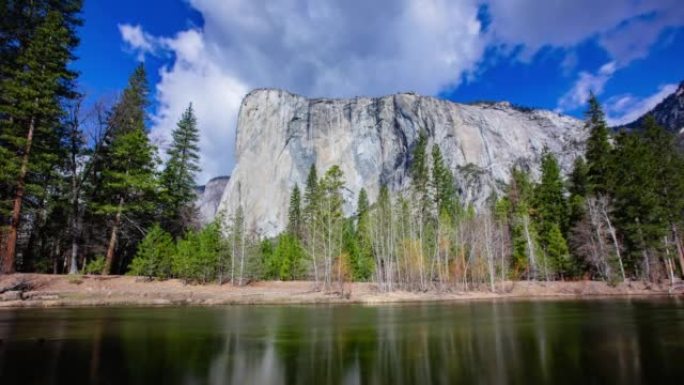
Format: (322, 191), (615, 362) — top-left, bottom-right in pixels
(217, 89), (586, 236)
(622, 81), (684, 135)
(195, 176), (230, 224)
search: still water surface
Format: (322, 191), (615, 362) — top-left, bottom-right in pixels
(0, 298), (683, 384)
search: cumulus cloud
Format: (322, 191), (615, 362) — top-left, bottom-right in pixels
(118, 0), (684, 181)
(484, 0), (683, 65)
(118, 24), (157, 61)
(605, 83), (678, 126)
(120, 0), (486, 182)
(557, 62), (617, 111)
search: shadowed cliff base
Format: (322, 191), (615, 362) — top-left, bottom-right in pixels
(0, 274), (681, 308)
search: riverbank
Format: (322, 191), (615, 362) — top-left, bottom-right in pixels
(0, 273), (681, 308)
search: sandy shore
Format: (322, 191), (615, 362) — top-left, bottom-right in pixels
(0, 273), (681, 308)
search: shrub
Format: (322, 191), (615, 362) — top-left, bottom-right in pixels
(172, 222), (223, 283)
(128, 224), (175, 278)
(85, 255), (106, 275)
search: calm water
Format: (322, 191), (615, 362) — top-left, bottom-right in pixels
(0, 298), (683, 384)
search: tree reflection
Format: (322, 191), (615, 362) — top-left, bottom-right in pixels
(0, 300), (683, 384)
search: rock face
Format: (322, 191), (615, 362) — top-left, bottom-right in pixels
(217, 89), (586, 236)
(195, 176), (230, 224)
(623, 81), (684, 134)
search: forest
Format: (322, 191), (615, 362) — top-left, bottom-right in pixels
(2, 2), (683, 292)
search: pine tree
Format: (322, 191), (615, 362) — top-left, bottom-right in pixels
(287, 184), (302, 238)
(160, 103), (201, 236)
(0, 11), (78, 272)
(303, 164), (320, 282)
(640, 116), (684, 276)
(584, 94), (612, 195)
(546, 222), (571, 279)
(535, 150), (567, 231)
(431, 144), (458, 217)
(352, 188), (373, 280)
(128, 224), (175, 278)
(568, 156), (589, 229)
(610, 130), (664, 276)
(93, 65), (159, 274)
(410, 132), (430, 215)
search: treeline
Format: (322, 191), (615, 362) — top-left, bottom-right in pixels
(132, 93), (684, 291)
(0, 1), (205, 275)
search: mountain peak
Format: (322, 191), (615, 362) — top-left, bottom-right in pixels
(623, 80), (684, 133)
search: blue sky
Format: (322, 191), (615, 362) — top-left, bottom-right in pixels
(74, 0), (684, 182)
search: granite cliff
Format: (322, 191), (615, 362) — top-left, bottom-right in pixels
(216, 89), (586, 236)
(195, 175), (230, 224)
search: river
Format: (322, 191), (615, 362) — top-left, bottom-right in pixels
(1, 298), (683, 384)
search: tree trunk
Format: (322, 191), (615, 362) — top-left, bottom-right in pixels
(104, 197), (124, 275)
(68, 189), (82, 274)
(671, 224), (684, 278)
(2, 116), (36, 274)
(522, 215), (536, 280)
(238, 220), (246, 286)
(602, 205), (625, 282)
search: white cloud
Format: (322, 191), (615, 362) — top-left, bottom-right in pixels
(118, 24), (157, 61)
(557, 62), (617, 111)
(120, 0), (486, 183)
(484, 0), (683, 66)
(118, 1), (684, 182)
(605, 83), (678, 126)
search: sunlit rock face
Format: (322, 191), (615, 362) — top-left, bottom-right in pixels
(217, 89), (586, 236)
(196, 176), (230, 224)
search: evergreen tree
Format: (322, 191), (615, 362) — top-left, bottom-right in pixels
(641, 116), (684, 277)
(568, 156), (589, 229)
(534, 150), (570, 279)
(92, 65), (159, 274)
(584, 94), (612, 195)
(160, 103), (201, 236)
(507, 167), (539, 278)
(610, 131), (664, 275)
(351, 188), (373, 280)
(546, 222), (571, 279)
(535, 150), (567, 231)
(431, 144), (458, 217)
(0, 11), (78, 272)
(287, 184), (302, 238)
(303, 164), (320, 281)
(410, 132), (430, 215)
(274, 233), (305, 280)
(128, 224), (175, 278)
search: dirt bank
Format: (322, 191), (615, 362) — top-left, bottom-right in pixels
(0, 274), (680, 308)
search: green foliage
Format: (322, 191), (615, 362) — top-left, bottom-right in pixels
(172, 223), (223, 283)
(85, 256), (106, 275)
(546, 223), (571, 279)
(275, 233), (305, 280)
(0, 11), (77, 218)
(568, 157), (589, 228)
(160, 104), (201, 235)
(431, 144), (459, 218)
(351, 188), (374, 280)
(584, 94), (612, 195)
(128, 224), (175, 278)
(288, 184), (302, 238)
(410, 132), (431, 215)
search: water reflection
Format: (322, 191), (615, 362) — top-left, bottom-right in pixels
(0, 298), (683, 384)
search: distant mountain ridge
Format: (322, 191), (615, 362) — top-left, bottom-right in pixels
(622, 81), (684, 134)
